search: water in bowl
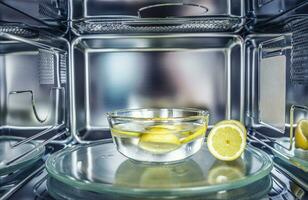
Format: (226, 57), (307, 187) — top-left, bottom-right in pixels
(111, 122), (207, 162)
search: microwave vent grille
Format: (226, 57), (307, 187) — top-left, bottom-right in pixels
(0, 24), (37, 38)
(290, 18), (308, 85)
(75, 18), (241, 34)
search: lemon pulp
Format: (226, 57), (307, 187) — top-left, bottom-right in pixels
(216, 120), (247, 139)
(139, 133), (181, 154)
(207, 121), (246, 161)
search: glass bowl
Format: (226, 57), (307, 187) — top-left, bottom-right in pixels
(106, 108), (209, 162)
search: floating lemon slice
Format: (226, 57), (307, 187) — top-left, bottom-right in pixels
(111, 123), (143, 138)
(111, 128), (141, 137)
(138, 132), (181, 154)
(180, 126), (206, 144)
(207, 122), (246, 161)
(295, 119), (308, 150)
(175, 124), (197, 137)
(146, 124), (193, 136)
(145, 125), (178, 133)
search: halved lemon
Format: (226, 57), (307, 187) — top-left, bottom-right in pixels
(295, 119), (308, 150)
(207, 122), (246, 161)
(138, 132), (181, 154)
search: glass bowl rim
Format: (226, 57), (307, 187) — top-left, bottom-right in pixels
(106, 108), (209, 121)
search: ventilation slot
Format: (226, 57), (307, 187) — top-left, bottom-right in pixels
(75, 18), (241, 34)
(0, 24), (37, 38)
(38, 49), (55, 85)
(59, 53), (67, 84)
(290, 18), (308, 85)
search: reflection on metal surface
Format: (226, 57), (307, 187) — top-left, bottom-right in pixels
(137, 3), (209, 18)
(4, 130), (66, 167)
(0, 30), (69, 189)
(246, 34), (308, 131)
(0, 0), (67, 35)
(289, 105), (308, 150)
(290, 182), (306, 199)
(259, 56), (286, 131)
(71, 0), (245, 34)
(9, 90), (49, 123)
(246, 34), (308, 174)
(0, 136), (45, 176)
(0, 165), (45, 200)
(0, 32), (68, 130)
(71, 34), (243, 139)
(257, 35), (291, 133)
(73, 0), (244, 18)
(10, 124), (63, 149)
(32, 174), (48, 199)
(0, 1), (307, 200)
(8, 87), (65, 126)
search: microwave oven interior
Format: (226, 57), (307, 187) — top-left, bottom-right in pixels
(0, 0), (308, 199)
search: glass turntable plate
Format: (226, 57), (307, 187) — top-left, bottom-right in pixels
(0, 136), (45, 176)
(273, 138), (308, 172)
(47, 175), (272, 200)
(46, 139), (272, 198)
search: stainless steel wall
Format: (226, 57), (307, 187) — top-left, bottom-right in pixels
(71, 34), (244, 138)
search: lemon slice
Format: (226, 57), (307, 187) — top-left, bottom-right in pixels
(146, 124), (193, 136)
(111, 124), (143, 138)
(111, 128), (141, 137)
(207, 123), (246, 161)
(180, 126), (206, 144)
(175, 124), (196, 137)
(139, 133), (181, 154)
(295, 119), (308, 150)
(145, 125), (178, 133)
